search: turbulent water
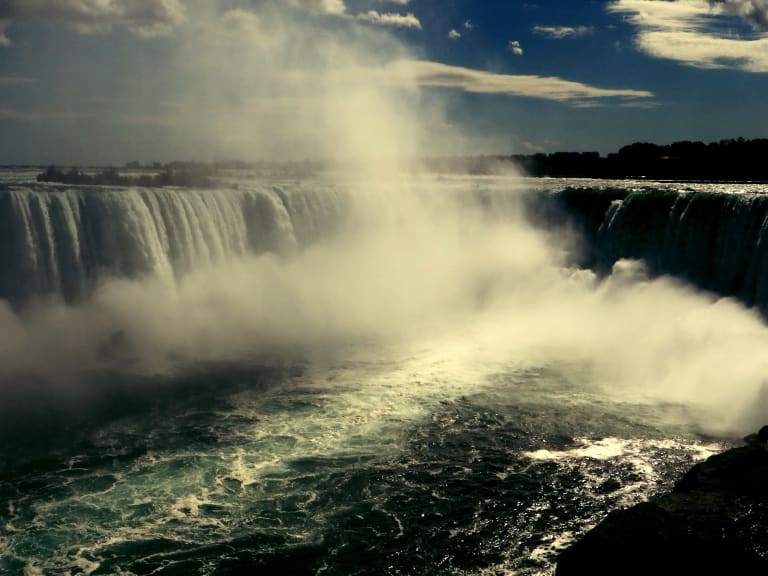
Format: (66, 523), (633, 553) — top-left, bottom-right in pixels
(1, 170), (764, 575)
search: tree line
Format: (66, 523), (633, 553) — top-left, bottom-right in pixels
(516, 138), (768, 180)
(425, 138), (768, 181)
(32, 138), (768, 183)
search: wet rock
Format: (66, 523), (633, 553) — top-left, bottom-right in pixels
(556, 427), (768, 576)
(594, 477), (621, 494)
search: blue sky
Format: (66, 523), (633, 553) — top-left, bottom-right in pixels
(1, 0), (768, 164)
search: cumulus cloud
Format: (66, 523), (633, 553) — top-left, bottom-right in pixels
(608, 0), (768, 72)
(464, 19), (474, 29)
(508, 39), (524, 55)
(448, 29), (461, 40)
(0, 0), (186, 37)
(357, 10), (422, 29)
(383, 60), (654, 106)
(532, 25), (594, 39)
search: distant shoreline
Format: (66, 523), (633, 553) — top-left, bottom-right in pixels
(4, 138), (768, 184)
(423, 138), (768, 182)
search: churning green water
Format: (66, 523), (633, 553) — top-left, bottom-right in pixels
(2, 171), (758, 575)
(0, 335), (723, 576)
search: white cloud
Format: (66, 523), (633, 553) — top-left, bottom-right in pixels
(634, 29), (768, 70)
(0, 0), (186, 37)
(383, 60), (654, 106)
(357, 11), (422, 29)
(508, 40), (524, 55)
(287, 0), (347, 15)
(448, 29), (461, 40)
(377, 0), (412, 4)
(608, 0), (720, 30)
(464, 19), (474, 30)
(532, 25), (594, 39)
(608, 0), (768, 72)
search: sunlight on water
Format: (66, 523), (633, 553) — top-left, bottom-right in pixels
(1, 171), (764, 575)
(0, 316), (729, 575)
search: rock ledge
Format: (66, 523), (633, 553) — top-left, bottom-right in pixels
(556, 426), (768, 576)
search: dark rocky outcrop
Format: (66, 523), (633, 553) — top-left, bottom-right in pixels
(556, 426), (768, 576)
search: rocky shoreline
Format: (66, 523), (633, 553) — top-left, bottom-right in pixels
(556, 426), (768, 576)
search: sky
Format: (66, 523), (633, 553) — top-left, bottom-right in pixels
(2, 0), (768, 164)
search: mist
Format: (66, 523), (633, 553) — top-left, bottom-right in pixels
(2, 1), (768, 438)
(2, 175), (768, 436)
(167, 1), (451, 165)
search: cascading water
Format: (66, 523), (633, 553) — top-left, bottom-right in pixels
(2, 172), (768, 575)
(537, 182), (768, 312)
(0, 181), (348, 304)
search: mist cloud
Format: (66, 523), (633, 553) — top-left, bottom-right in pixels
(3, 179), (768, 436)
(1, 0), (766, 440)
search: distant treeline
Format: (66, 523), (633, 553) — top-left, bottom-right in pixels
(37, 163), (216, 188)
(425, 138), (768, 181)
(30, 138), (768, 183)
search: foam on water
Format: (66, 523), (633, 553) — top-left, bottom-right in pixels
(2, 336), (483, 572)
(4, 325), (729, 574)
(2, 172), (767, 574)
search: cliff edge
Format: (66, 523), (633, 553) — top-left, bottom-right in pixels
(556, 426), (768, 576)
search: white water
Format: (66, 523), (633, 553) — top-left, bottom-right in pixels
(0, 181), (350, 302)
(1, 173), (768, 435)
(4, 172), (768, 575)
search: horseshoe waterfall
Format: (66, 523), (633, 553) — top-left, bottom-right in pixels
(2, 173), (768, 576)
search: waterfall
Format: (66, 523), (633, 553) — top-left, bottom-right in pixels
(541, 187), (768, 312)
(0, 183), (347, 304)
(8, 180), (768, 313)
